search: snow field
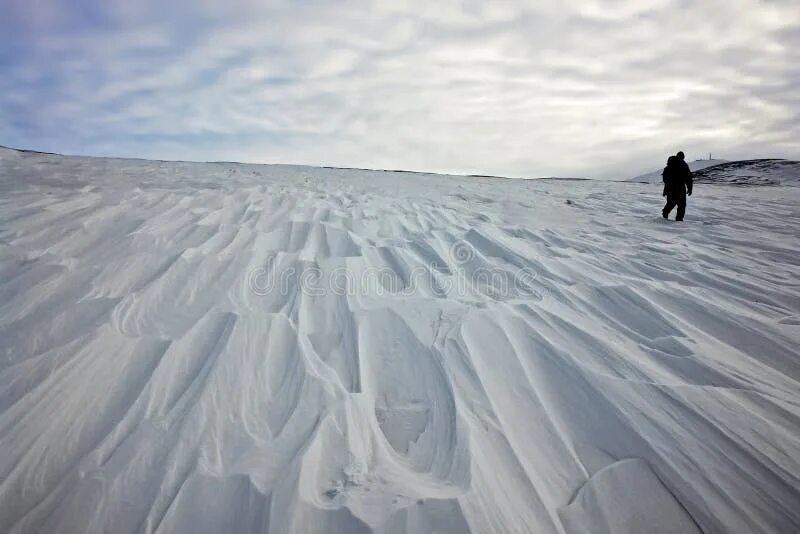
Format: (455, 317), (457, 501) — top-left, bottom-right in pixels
(1, 147), (799, 533)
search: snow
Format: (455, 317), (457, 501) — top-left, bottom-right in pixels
(630, 157), (800, 187)
(558, 458), (701, 534)
(692, 159), (800, 186)
(630, 158), (729, 183)
(1, 146), (800, 533)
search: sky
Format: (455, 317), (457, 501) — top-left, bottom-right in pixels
(1, 0), (799, 179)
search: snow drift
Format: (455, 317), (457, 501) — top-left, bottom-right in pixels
(1, 146), (799, 533)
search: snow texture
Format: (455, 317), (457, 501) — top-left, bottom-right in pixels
(1, 146), (800, 533)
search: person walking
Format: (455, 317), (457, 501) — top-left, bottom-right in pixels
(662, 151), (693, 221)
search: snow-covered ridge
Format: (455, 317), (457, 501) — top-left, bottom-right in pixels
(629, 157), (800, 186)
(1, 147), (799, 533)
(692, 159), (800, 186)
(629, 158), (729, 183)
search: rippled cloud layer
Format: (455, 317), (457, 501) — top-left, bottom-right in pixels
(2, 0), (799, 178)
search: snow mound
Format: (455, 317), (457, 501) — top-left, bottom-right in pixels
(630, 159), (728, 183)
(1, 148), (800, 533)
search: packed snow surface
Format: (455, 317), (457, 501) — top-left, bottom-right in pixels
(1, 147), (800, 533)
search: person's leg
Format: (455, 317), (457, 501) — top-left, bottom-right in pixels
(663, 197), (676, 218)
(676, 196), (686, 221)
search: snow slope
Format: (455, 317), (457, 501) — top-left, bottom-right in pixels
(630, 158), (728, 183)
(692, 159), (800, 186)
(1, 147), (800, 533)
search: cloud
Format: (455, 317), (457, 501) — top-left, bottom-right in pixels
(1, 0), (799, 178)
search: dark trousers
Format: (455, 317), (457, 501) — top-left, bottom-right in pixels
(663, 194), (686, 220)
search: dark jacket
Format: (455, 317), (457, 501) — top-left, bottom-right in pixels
(662, 157), (693, 197)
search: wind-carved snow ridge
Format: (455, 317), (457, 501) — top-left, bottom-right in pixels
(1, 146), (800, 533)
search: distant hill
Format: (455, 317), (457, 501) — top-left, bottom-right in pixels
(629, 158), (800, 186)
(692, 159), (800, 186)
(630, 159), (728, 183)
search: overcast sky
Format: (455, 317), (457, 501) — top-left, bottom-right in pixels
(2, 0), (799, 179)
